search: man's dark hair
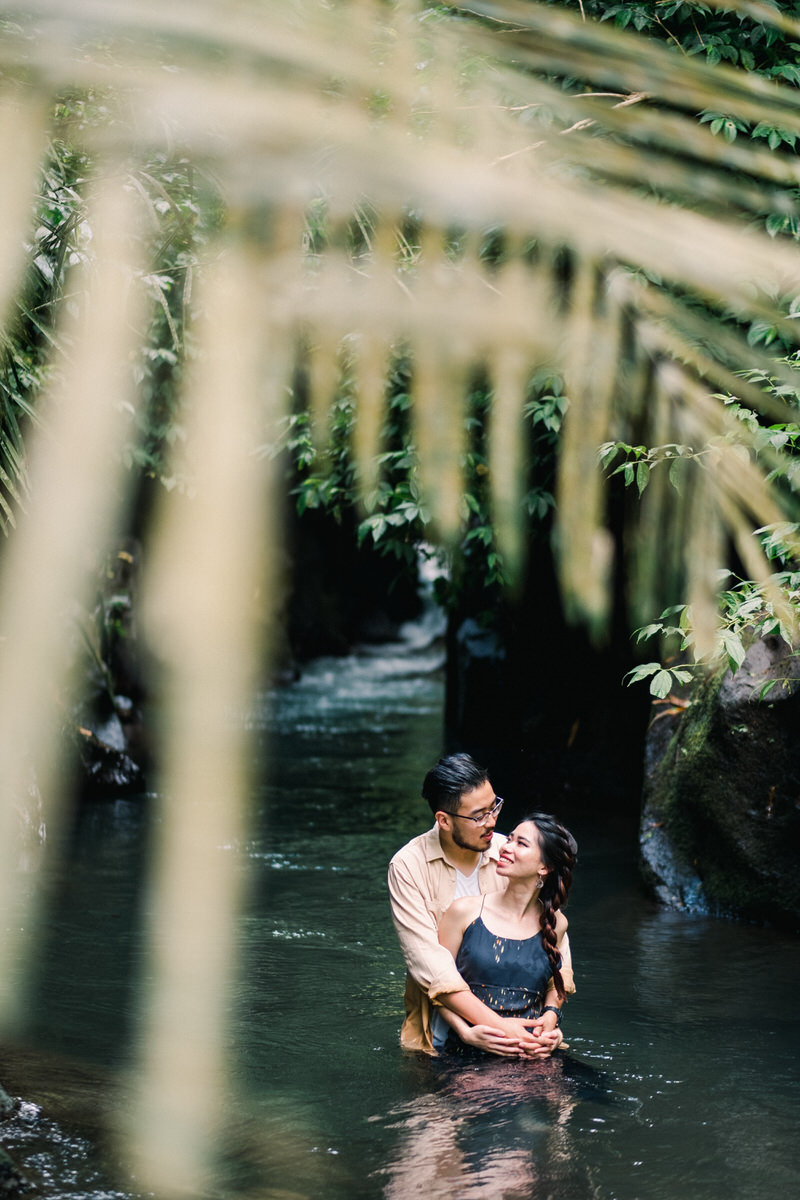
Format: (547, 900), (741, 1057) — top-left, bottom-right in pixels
(421, 753), (489, 816)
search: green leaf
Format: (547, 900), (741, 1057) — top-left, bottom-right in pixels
(649, 670), (674, 699)
(624, 661), (661, 685)
(668, 454), (690, 493)
(720, 629), (746, 670)
(636, 460), (650, 496)
(635, 623), (664, 643)
(661, 604), (686, 618)
(598, 442), (618, 468)
(366, 515), (387, 543)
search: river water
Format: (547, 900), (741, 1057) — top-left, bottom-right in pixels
(2, 618), (799, 1199)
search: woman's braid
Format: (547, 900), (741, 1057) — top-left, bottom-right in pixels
(522, 812), (578, 1001)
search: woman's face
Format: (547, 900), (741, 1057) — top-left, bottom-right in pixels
(497, 820), (548, 882)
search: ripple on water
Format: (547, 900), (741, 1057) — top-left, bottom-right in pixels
(16, 625), (800, 1200)
(246, 850), (347, 871)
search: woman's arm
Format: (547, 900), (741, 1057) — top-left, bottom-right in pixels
(532, 913), (569, 1043)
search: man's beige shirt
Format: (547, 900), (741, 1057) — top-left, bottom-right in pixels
(388, 824), (575, 1054)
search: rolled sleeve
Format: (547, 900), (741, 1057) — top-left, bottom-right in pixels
(387, 856), (466, 1000)
(428, 966), (469, 1002)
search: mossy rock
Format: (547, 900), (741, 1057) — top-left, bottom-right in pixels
(640, 636), (800, 929)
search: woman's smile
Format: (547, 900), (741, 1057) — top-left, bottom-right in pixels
(497, 821), (548, 877)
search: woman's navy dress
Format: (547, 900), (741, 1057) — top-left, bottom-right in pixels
(453, 915), (553, 1024)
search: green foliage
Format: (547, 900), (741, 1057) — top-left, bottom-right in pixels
(626, 524), (800, 697)
(0, 92), (222, 528)
(5, 0), (800, 635)
(544, 0), (800, 258)
(0, 95), (104, 533)
(625, 657), (695, 699)
(606, 352), (800, 697)
(264, 356), (567, 614)
(0, 92), (117, 530)
(124, 156), (220, 488)
(599, 439), (703, 497)
(595, 1), (799, 78)
(601, 350), (800, 498)
(0, 137), (83, 531)
(597, 0), (800, 160)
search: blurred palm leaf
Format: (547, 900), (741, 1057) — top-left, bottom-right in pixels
(1, 0), (800, 1192)
(9, 0), (798, 626)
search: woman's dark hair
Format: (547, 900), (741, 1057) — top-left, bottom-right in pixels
(421, 753), (489, 816)
(521, 812), (578, 1001)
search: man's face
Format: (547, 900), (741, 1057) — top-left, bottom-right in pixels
(446, 779), (500, 853)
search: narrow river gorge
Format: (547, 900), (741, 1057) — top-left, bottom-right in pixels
(2, 615), (798, 1199)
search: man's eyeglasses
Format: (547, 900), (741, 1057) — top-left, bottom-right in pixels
(451, 798), (504, 826)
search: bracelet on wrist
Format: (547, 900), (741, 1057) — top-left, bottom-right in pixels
(541, 1005), (563, 1027)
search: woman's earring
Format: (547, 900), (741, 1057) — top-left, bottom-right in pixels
(536, 877), (544, 890)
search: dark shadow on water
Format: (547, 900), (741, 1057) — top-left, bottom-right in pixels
(427, 1047), (616, 1109)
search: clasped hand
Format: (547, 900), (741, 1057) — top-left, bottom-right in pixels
(463, 1015), (563, 1058)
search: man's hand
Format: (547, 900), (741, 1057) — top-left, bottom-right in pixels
(436, 991), (566, 1058)
(455, 1014), (565, 1058)
(461, 1024), (522, 1057)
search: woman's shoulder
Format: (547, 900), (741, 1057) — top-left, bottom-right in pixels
(446, 894), (483, 921)
(554, 910), (568, 940)
(438, 893), (483, 949)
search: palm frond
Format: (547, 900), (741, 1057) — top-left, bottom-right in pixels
(0, 1), (799, 1191)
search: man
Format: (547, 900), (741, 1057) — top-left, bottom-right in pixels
(387, 752), (574, 1056)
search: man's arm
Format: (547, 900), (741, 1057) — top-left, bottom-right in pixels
(436, 1001), (523, 1056)
(388, 856), (528, 1052)
(387, 855), (469, 998)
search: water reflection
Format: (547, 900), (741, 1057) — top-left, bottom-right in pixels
(372, 1053), (613, 1199)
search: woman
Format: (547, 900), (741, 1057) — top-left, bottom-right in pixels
(436, 812), (577, 1057)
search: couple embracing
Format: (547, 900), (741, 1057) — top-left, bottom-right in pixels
(388, 753), (577, 1058)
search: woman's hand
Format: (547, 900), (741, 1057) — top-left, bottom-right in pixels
(518, 1026), (563, 1058)
(517, 1014), (564, 1058)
